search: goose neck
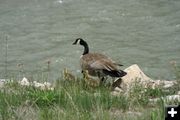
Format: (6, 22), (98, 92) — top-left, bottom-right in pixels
(82, 43), (89, 55)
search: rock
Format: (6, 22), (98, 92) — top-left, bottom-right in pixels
(33, 81), (45, 90)
(165, 95), (180, 101)
(0, 79), (6, 88)
(43, 82), (54, 90)
(119, 64), (176, 90)
(19, 77), (30, 86)
(149, 94), (180, 103)
(122, 64), (152, 84)
(118, 64), (154, 91)
(162, 80), (176, 88)
(114, 87), (123, 93)
(33, 81), (54, 90)
(111, 91), (121, 96)
(43, 82), (51, 88)
(126, 111), (142, 116)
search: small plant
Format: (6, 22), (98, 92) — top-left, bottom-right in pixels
(145, 87), (164, 98)
(150, 105), (165, 120)
(128, 81), (149, 107)
(27, 88), (59, 107)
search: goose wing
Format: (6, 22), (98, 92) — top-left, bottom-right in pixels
(92, 53), (123, 66)
(90, 59), (127, 77)
(90, 59), (117, 71)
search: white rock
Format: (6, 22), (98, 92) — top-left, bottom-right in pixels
(111, 91), (121, 96)
(33, 81), (54, 90)
(43, 82), (54, 90)
(49, 87), (54, 91)
(122, 64), (152, 84)
(149, 95), (180, 103)
(119, 64), (154, 91)
(0, 79), (6, 88)
(43, 82), (51, 88)
(149, 98), (159, 103)
(166, 95), (180, 101)
(33, 81), (45, 89)
(126, 111), (142, 116)
(163, 80), (175, 88)
(120, 64), (176, 90)
(114, 87), (123, 93)
(19, 77), (30, 86)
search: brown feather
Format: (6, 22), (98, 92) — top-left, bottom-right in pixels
(80, 53), (122, 77)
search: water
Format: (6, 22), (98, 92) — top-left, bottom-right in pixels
(0, 0), (180, 81)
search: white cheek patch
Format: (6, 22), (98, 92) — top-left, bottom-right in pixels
(77, 39), (80, 45)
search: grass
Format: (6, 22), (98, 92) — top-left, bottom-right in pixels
(0, 63), (179, 120)
(0, 77), (179, 120)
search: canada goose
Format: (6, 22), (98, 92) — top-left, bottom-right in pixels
(72, 38), (127, 80)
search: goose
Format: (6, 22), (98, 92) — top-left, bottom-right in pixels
(72, 38), (127, 81)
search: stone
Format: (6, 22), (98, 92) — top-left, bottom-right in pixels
(43, 82), (54, 90)
(19, 77), (30, 86)
(162, 80), (175, 88)
(126, 111), (142, 116)
(149, 95), (180, 103)
(165, 95), (180, 101)
(119, 64), (176, 90)
(33, 81), (45, 89)
(114, 87), (123, 93)
(43, 82), (51, 88)
(33, 81), (54, 90)
(111, 91), (121, 96)
(0, 79), (6, 88)
(122, 64), (152, 84)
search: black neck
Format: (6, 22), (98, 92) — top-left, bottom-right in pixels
(82, 42), (89, 55)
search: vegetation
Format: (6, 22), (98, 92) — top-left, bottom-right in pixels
(0, 67), (179, 120)
(0, 38), (179, 120)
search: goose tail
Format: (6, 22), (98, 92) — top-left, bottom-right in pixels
(103, 70), (127, 77)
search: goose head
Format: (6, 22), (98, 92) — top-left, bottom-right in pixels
(72, 38), (86, 45)
(73, 38), (89, 55)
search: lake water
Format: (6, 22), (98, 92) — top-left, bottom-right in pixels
(0, 0), (180, 81)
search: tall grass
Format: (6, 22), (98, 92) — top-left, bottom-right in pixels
(1, 75), (178, 120)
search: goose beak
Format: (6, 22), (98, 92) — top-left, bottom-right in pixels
(72, 42), (76, 45)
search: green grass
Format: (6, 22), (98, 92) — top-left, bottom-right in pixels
(0, 79), (177, 120)
(0, 64), (179, 120)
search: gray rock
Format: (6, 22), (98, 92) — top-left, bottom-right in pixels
(122, 64), (152, 84)
(149, 95), (180, 103)
(111, 64), (177, 98)
(0, 79), (6, 88)
(120, 64), (176, 89)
